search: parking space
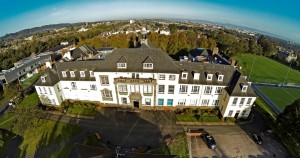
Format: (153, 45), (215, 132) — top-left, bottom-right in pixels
(188, 130), (289, 158)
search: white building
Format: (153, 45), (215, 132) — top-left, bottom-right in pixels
(35, 43), (256, 119)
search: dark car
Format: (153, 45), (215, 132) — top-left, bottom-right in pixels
(250, 133), (263, 145)
(204, 134), (217, 149)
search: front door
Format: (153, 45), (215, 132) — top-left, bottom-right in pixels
(133, 100), (139, 108)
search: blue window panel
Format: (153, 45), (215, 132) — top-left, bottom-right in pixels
(158, 99), (164, 106)
(167, 99), (173, 106)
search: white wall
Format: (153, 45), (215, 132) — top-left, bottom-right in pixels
(223, 96), (256, 118)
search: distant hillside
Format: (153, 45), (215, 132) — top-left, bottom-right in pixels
(0, 23), (72, 41)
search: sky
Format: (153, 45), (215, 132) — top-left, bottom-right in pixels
(0, 0), (299, 43)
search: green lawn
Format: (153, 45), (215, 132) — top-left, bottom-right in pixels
(20, 72), (43, 89)
(176, 115), (221, 122)
(237, 54), (300, 84)
(18, 119), (81, 156)
(19, 92), (39, 108)
(258, 86), (300, 111)
(67, 108), (97, 116)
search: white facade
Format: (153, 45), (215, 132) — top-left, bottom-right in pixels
(222, 96), (256, 119)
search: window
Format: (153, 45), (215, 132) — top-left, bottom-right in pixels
(215, 87), (222, 94)
(158, 99), (164, 106)
(118, 85), (127, 92)
(143, 85), (152, 93)
(117, 63), (127, 69)
(246, 98), (252, 105)
(169, 75), (176, 81)
(193, 73), (200, 80)
(60, 95), (64, 101)
(191, 86), (200, 93)
(132, 73), (135, 78)
(130, 85), (135, 92)
(100, 76), (109, 85)
(143, 63), (153, 69)
(90, 71), (94, 77)
(71, 82), (77, 89)
(182, 72), (188, 79)
(218, 75), (224, 81)
(204, 86), (212, 94)
(167, 99), (173, 106)
(90, 84), (97, 90)
(41, 76), (46, 82)
(201, 99), (209, 106)
(52, 99), (56, 105)
(145, 98), (151, 105)
(178, 99), (186, 105)
(212, 100), (219, 106)
(43, 87), (47, 94)
(179, 85), (188, 93)
(228, 110), (233, 117)
(242, 86), (248, 92)
(70, 71), (75, 77)
(242, 110), (247, 116)
(122, 97), (127, 104)
(232, 98), (238, 106)
(80, 71), (85, 77)
(158, 85), (165, 93)
(168, 85), (175, 94)
(38, 87), (42, 93)
(135, 85), (140, 92)
(159, 74), (165, 80)
(62, 71), (67, 77)
(57, 84), (61, 91)
(207, 74), (213, 80)
(102, 89), (112, 99)
(48, 88), (52, 95)
(189, 99), (197, 105)
(240, 98), (245, 106)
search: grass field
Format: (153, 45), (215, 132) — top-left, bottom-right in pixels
(258, 86), (300, 111)
(237, 54), (300, 84)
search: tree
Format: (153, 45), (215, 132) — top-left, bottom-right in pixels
(168, 24), (178, 34)
(3, 83), (19, 98)
(276, 99), (300, 157)
(257, 35), (275, 56)
(13, 107), (47, 135)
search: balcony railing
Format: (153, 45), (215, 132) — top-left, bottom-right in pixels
(114, 78), (156, 84)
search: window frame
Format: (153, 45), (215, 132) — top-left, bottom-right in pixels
(159, 74), (165, 80)
(80, 71), (85, 77)
(158, 85), (165, 94)
(100, 76), (109, 85)
(169, 75), (176, 81)
(204, 86), (212, 95)
(143, 63), (153, 69)
(70, 71), (75, 77)
(117, 63), (127, 69)
(179, 85), (188, 93)
(168, 85), (175, 94)
(62, 71), (67, 77)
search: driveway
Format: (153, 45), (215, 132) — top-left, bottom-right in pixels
(187, 126), (289, 158)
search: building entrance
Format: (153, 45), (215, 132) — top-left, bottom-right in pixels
(133, 100), (139, 108)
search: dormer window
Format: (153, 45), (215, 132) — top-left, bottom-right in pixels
(90, 71), (94, 77)
(242, 85), (248, 92)
(80, 71), (85, 77)
(41, 76), (46, 82)
(218, 75), (224, 81)
(182, 72), (188, 79)
(117, 63), (127, 69)
(62, 71), (67, 77)
(207, 74), (213, 80)
(70, 71), (75, 77)
(143, 63), (153, 69)
(193, 72), (200, 80)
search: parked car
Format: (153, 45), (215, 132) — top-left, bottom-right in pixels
(204, 134), (217, 149)
(250, 133), (263, 145)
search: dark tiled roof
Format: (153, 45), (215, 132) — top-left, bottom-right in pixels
(70, 45), (98, 60)
(35, 68), (60, 86)
(48, 42), (74, 52)
(174, 61), (234, 86)
(225, 70), (256, 97)
(189, 48), (212, 58)
(56, 61), (97, 81)
(56, 47), (180, 79)
(96, 47), (115, 51)
(1, 54), (51, 83)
